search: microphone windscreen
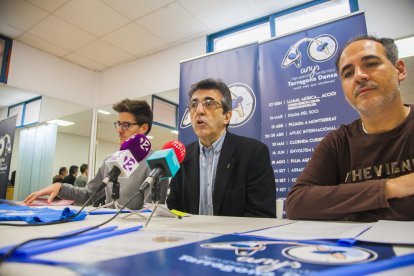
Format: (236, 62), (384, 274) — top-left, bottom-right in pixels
(120, 134), (151, 162)
(161, 140), (186, 163)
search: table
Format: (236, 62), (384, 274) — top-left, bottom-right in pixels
(0, 207), (413, 275)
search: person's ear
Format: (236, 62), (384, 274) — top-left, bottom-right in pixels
(395, 59), (407, 82)
(224, 111), (232, 126)
(140, 123), (149, 134)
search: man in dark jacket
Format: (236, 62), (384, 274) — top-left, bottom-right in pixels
(167, 78), (275, 218)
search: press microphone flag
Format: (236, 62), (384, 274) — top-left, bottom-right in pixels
(139, 140), (186, 192)
(105, 134), (152, 180)
(146, 140), (186, 179)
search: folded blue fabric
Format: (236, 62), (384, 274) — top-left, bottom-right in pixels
(0, 204), (87, 223)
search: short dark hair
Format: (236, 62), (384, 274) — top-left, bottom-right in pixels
(112, 99), (153, 134)
(59, 167), (67, 175)
(335, 35), (399, 70)
(80, 164), (88, 174)
(188, 78), (232, 113)
(69, 165), (79, 175)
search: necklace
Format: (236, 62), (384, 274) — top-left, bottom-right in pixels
(361, 106), (411, 134)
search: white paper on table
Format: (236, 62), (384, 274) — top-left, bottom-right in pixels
(239, 221), (375, 240)
(32, 230), (217, 264)
(356, 220), (414, 245)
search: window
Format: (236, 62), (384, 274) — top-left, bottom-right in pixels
(8, 97), (42, 127)
(212, 23), (270, 52)
(207, 0), (358, 53)
(152, 96), (178, 129)
(273, 0), (351, 36)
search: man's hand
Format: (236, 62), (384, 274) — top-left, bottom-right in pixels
(386, 173), (414, 199)
(23, 183), (63, 205)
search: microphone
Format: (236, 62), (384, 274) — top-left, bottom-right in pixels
(103, 134), (152, 186)
(139, 140), (186, 193)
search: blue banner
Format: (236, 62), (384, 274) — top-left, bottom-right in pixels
(259, 13), (367, 203)
(0, 116), (16, 198)
(179, 43), (261, 144)
(86, 234), (394, 276)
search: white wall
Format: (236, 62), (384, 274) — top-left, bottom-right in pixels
(359, 0), (414, 40)
(53, 132), (89, 179)
(95, 140), (118, 174)
(7, 41), (97, 108)
(98, 37), (205, 107)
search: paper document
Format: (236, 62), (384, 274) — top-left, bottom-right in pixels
(32, 230), (217, 264)
(240, 221), (374, 240)
(356, 220), (414, 245)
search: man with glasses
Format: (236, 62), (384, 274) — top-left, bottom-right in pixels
(24, 99), (167, 210)
(167, 78), (276, 217)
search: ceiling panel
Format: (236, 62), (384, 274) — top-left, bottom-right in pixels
(64, 52), (107, 71)
(74, 39), (133, 66)
(26, 0), (70, 13)
(19, 32), (70, 57)
(101, 0), (174, 20)
(28, 15), (95, 51)
(136, 2), (206, 44)
(54, 0), (129, 37)
(0, 0), (48, 31)
(102, 22), (167, 56)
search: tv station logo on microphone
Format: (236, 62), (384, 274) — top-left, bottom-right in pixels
(139, 136), (151, 152)
(180, 82), (256, 128)
(122, 155), (136, 172)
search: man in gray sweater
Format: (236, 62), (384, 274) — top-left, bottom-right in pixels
(24, 99), (167, 210)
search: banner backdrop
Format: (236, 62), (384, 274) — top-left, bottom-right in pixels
(88, 234), (395, 276)
(179, 43), (261, 144)
(259, 13), (367, 202)
(0, 116), (17, 198)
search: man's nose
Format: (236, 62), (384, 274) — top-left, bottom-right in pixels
(354, 66), (369, 83)
(195, 102), (206, 114)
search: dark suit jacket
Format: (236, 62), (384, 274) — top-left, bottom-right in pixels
(167, 132), (276, 218)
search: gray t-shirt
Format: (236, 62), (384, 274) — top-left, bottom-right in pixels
(74, 175), (87, 187)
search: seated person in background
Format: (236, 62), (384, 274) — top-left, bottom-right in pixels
(167, 78), (276, 217)
(74, 164), (88, 187)
(24, 99), (168, 209)
(52, 166), (67, 183)
(62, 165), (78, 185)
(286, 35), (414, 222)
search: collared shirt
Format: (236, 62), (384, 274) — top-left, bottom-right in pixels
(198, 131), (226, 215)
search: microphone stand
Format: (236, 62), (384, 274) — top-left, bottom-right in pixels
(88, 177), (148, 220)
(144, 175), (160, 228)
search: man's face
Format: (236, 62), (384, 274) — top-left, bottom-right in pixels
(116, 112), (148, 144)
(338, 39), (406, 116)
(189, 89), (231, 146)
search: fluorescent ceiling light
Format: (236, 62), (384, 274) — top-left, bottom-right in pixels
(47, 119), (74, 126)
(98, 110), (111, 115)
(395, 36), (414, 59)
(171, 130), (179, 135)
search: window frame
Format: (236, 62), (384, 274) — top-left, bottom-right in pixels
(7, 96), (42, 128)
(151, 95), (179, 130)
(206, 0), (359, 53)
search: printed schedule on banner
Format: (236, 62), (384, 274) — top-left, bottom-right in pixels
(259, 13), (367, 200)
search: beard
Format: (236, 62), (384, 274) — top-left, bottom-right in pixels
(350, 88), (400, 117)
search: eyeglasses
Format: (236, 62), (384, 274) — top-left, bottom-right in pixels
(114, 121), (139, 131)
(187, 99), (222, 112)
